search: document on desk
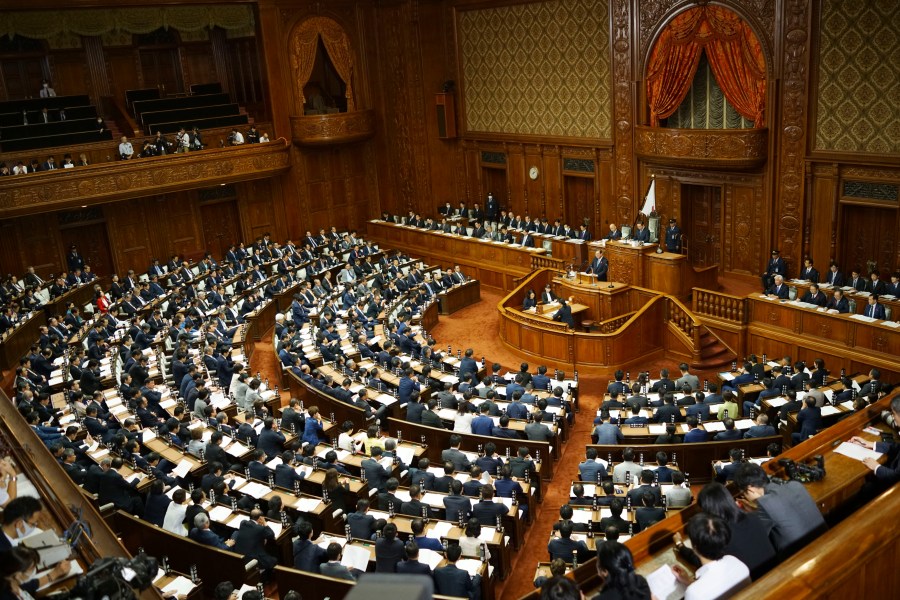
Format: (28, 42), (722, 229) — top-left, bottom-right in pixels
(161, 576), (197, 597)
(646, 564), (686, 600)
(35, 561), (84, 591)
(834, 442), (883, 462)
(208, 505), (233, 522)
(429, 521), (453, 539)
(172, 460), (193, 479)
(294, 497), (322, 513)
(418, 548), (444, 570)
(341, 543), (371, 571)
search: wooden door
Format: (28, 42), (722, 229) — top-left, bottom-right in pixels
(564, 176), (595, 232)
(481, 167), (508, 215)
(840, 205), (898, 277)
(139, 48), (183, 95)
(59, 223), (114, 277)
(1, 57), (46, 100)
(682, 183), (722, 268)
(201, 200), (242, 259)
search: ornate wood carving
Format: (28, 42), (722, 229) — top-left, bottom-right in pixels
(635, 126), (768, 169)
(0, 141), (291, 219)
(773, 0), (812, 271)
(289, 110), (376, 146)
(611, 0), (635, 225)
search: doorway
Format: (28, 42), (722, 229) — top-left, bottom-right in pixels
(59, 222), (114, 277)
(564, 176), (594, 232)
(681, 183), (722, 268)
(481, 167), (508, 217)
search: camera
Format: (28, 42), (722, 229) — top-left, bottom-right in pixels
(63, 554), (158, 600)
(776, 454), (825, 484)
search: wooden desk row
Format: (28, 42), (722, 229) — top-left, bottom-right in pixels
(367, 220), (545, 291)
(521, 391), (899, 600)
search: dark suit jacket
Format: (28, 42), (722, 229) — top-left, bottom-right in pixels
(375, 537), (406, 572)
(293, 538), (327, 572)
(347, 511), (376, 539)
(232, 520), (275, 566)
(396, 559), (432, 575)
(472, 499), (508, 526)
(98, 469), (139, 509)
(189, 527), (230, 550)
(434, 564), (477, 598)
(361, 457), (391, 493)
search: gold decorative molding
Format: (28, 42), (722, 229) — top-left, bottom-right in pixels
(635, 126), (768, 169)
(0, 140), (291, 218)
(289, 110), (376, 146)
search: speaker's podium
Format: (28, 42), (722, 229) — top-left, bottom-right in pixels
(594, 239), (718, 298)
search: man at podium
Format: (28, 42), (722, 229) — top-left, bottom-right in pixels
(589, 250), (609, 281)
(633, 222), (650, 243)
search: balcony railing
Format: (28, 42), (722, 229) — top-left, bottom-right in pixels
(0, 139), (291, 218)
(290, 109), (376, 146)
(635, 125), (768, 169)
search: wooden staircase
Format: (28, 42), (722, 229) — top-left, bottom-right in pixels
(692, 328), (736, 370)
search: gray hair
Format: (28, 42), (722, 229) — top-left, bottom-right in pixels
(194, 513), (210, 528)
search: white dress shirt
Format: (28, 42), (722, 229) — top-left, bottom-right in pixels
(685, 555), (750, 600)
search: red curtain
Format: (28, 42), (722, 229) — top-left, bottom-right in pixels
(646, 6), (767, 127)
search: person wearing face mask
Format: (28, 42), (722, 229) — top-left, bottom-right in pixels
(39, 80), (56, 98)
(0, 497), (43, 551)
(0, 546), (71, 600)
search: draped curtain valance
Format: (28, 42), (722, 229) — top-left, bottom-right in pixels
(0, 6), (254, 39)
(646, 5), (766, 127)
(289, 17), (356, 112)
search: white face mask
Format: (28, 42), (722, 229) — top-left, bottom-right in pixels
(43, 83), (48, 88)
(17, 520), (36, 538)
(20, 567), (37, 583)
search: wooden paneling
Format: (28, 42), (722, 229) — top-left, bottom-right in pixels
(59, 222), (113, 277)
(150, 193), (204, 260)
(105, 200), (154, 275)
(106, 48), (141, 98)
(50, 49), (90, 98)
(180, 43), (216, 91)
(201, 199), (241, 260)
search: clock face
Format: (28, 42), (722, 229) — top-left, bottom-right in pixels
(529, 166), (539, 180)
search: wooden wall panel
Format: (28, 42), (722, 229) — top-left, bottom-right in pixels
(106, 49), (140, 97)
(104, 201), (154, 275)
(7, 215), (61, 278)
(50, 50), (90, 98)
(806, 164), (838, 267)
(149, 193), (205, 261)
(180, 44), (216, 89)
(237, 179), (276, 242)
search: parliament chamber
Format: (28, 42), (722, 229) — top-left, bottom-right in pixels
(0, 1), (899, 600)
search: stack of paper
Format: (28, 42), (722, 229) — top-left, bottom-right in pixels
(340, 544), (371, 571)
(241, 482), (273, 499)
(418, 548), (444, 570)
(646, 564), (687, 600)
(429, 521), (453, 539)
(834, 442), (882, 462)
(161, 576), (197, 597)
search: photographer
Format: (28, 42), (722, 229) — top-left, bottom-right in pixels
(733, 462), (826, 557)
(0, 546), (71, 600)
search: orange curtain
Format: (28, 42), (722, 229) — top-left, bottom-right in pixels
(646, 6), (766, 127)
(289, 16), (356, 111)
(319, 21), (356, 112)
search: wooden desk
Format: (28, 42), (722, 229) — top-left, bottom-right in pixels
(43, 279), (104, 318)
(437, 280), (481, 315)
(789, 279), (900, 318)
(366, 220), (546, 291)
(747, 296), (900, 378)
(532, 233), (589, 266)
(0, 310), (43, 372)
(595, 240), (717, 298)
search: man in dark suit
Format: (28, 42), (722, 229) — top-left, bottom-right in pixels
(378, 478), (404, 512)
(232, 509), (277, 573)
(396, 541), (433, 575)
(280, 398), (305, 434)
(799, 258), (819, 283)
(852, 396), (900, 490)
(826, 289), (850, 313)
(292, 520), (327, 573)
(589, 250), (609, 281)
(274, 451), (306, 489)
(400, 484), (431, 518)
(632, 222), (650, 243)
(766, 275), (790, 299)
(189, 513), (235, 550)
(247, 450), (270, 481)
(98, 458), (143, 515)
(548, 521), (590, 563)
(791, 397), (823, 445)
(605, 223), (622, 241)
(434, 544), (480, 599)
(442, 436), (473, 472)
(347, 499), (377, 539)
(520, 231), (535, 247)
(864, 295), (886, 319)
(257, 418), (286, 460)
(734, 462), (826, 555)
(714, 418), (743, 441)
(664, 219), (682, 252)
(848, 269), (867, 291)
(471, 484), (509, 526)
(800, 283), (827, 307)
(361, 447), (392, 494)
(867, 272), (887, 295)
(743, 414), (777, 438)
(553, 297), (575, 329)
(625, 470), (662, 507)
(443, 480), (471, 522)
(887, 272), (900, 296)
(761, 249), (788, 291)
(824, 263), (845, 287)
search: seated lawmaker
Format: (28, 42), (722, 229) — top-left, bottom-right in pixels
(826, 288), (850, 313)
(800, 283), (827, 306)
(766, 274), (789, 299)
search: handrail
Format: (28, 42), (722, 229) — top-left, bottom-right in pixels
(596, 311), (635, 333)
(692, 287), (748, 324)
(666, 295), (702, 362)
(531, 254), (566, 271)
